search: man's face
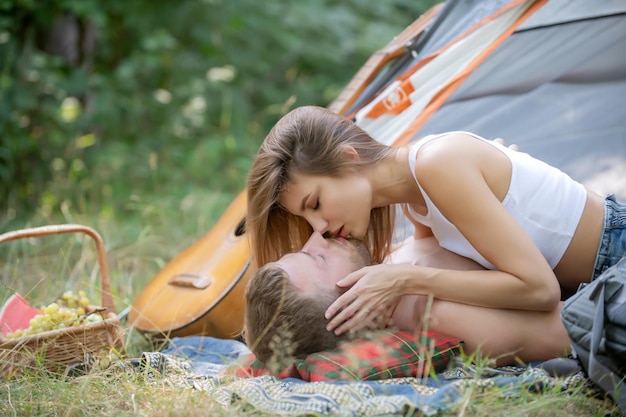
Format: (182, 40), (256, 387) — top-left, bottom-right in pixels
(277, 231), (371, 295)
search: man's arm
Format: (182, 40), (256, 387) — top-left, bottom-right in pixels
(423, 299), (569, 366)
(388, 236), (570, 366)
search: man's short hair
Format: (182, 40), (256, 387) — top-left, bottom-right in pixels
(243, 262), (350, 365)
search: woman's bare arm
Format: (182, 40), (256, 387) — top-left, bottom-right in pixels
(413, 132), (560, 308)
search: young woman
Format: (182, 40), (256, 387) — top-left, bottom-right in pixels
(246, 105), (626, 335)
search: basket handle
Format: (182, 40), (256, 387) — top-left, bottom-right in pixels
(0, 224), (116, 313)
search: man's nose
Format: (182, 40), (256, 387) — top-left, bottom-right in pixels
(301, 231), (328, 252)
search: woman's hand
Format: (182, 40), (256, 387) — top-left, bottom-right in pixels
(325, 264), (409, 335)
(493, 137), (520, 151)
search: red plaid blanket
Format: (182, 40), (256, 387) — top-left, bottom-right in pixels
(223, 330), (462, 382)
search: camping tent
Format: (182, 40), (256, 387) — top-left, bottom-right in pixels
(128, 0), (626, 339)
(339, 0), (626, 238)
(346, 0), (626, 199)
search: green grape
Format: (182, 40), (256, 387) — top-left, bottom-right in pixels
(5, 289), (104, 339)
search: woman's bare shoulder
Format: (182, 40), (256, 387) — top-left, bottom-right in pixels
(415, 132), (487, 163)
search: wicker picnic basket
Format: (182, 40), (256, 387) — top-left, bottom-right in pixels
(0, 224), (125, 378)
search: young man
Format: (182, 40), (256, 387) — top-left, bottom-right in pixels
(244, 232), (571, 367)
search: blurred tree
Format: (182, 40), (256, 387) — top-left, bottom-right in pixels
(0, 0), (437, 218)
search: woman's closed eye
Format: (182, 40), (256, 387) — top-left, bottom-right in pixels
(304, 193), (320, 211)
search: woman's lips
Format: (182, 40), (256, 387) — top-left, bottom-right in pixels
(330, 226), (350, 239)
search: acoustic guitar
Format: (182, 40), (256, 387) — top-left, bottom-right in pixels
(127, 6), (440, 341)
(128, 191), (253, 340)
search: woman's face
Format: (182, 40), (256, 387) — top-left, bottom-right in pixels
(279, 171), (372, 240)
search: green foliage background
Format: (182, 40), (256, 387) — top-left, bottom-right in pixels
(0, 0), (436, 305)
(1, 0), (436, 214)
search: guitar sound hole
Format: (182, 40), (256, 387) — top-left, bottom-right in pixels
(234, 217), (246, 236)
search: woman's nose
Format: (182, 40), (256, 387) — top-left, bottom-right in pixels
(305, 214), (328, 235)
(302, 231), (328, 252)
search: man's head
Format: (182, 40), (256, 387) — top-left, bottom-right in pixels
(243, 232), (371, 365)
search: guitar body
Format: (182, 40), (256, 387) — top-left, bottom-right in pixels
(128, 191), (253, 340)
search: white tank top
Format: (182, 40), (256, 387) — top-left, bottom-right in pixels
(406, 132), (587, 269)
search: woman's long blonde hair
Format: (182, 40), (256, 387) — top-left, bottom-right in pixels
(246, 106), (396, 266)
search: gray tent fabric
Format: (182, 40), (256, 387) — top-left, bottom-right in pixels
(411, 0), (626, 200)
(417, 0), (518, 57)
(345, 0), (520, 115)
(353, 0), (626, 239)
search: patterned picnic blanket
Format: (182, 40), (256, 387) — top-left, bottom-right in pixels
(95, 335), (590, 416)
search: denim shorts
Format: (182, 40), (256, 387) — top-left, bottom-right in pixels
(591, 193), (626, 281)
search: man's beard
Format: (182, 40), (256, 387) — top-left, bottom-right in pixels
(347, 238), (372, 268)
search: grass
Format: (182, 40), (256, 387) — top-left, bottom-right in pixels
(0, 349), (620, 416)
(1, 370), (247, 416)
(0, 189), (256, 416)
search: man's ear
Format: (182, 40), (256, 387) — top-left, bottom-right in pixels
(341, 145), (360, 162)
